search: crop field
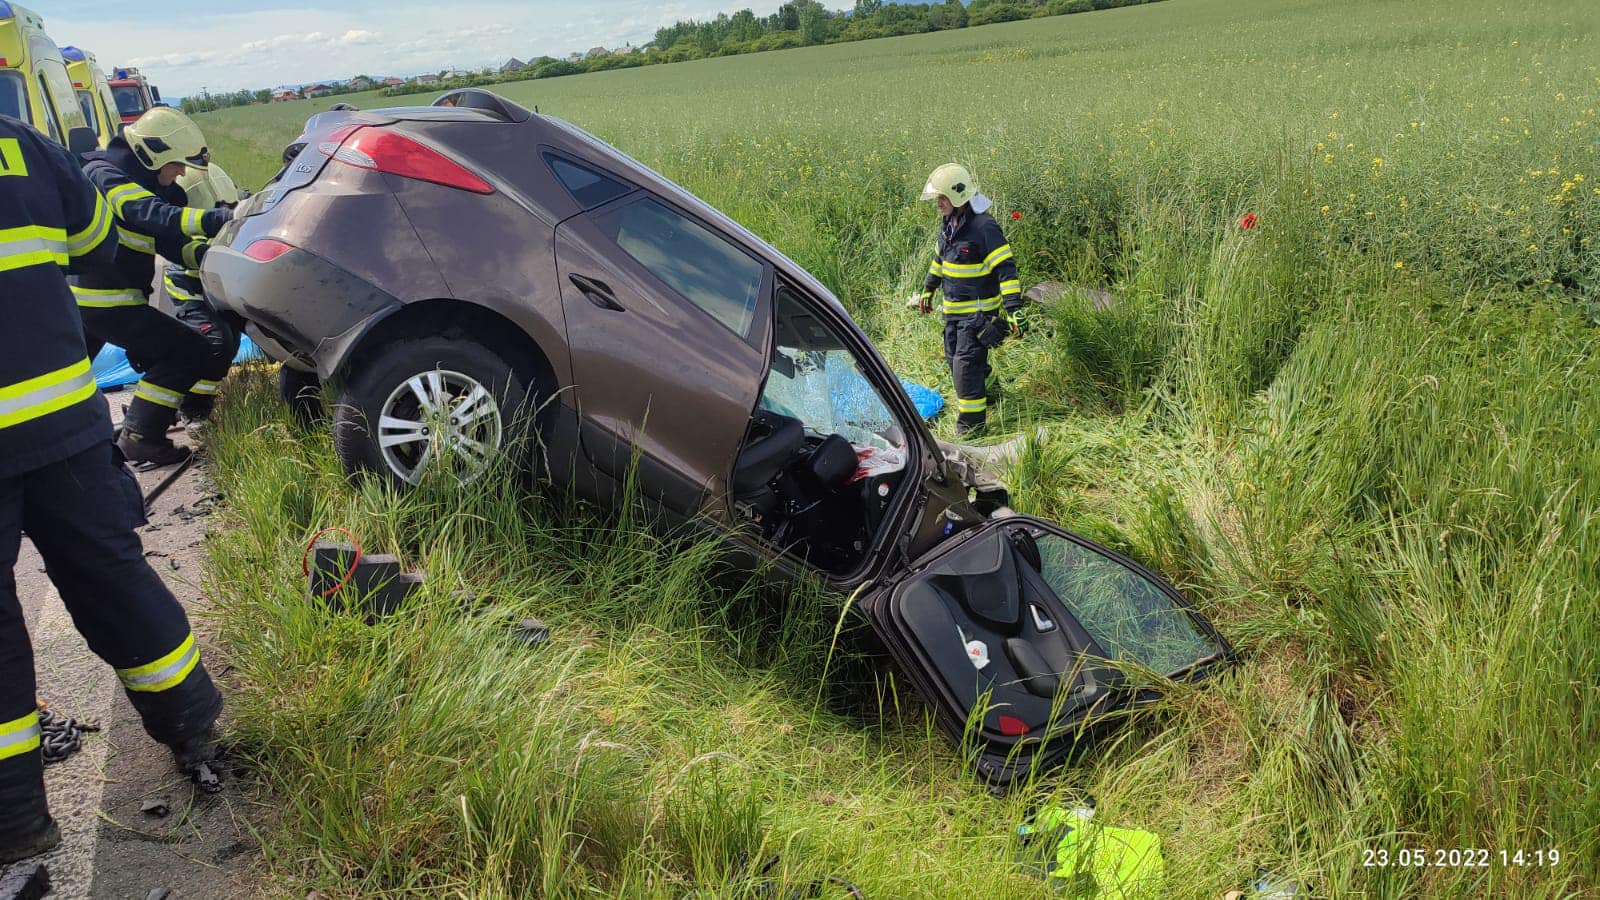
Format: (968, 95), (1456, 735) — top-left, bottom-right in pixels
(197, 0), (1599, 895)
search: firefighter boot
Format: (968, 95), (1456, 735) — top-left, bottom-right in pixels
(117, 397), (191, 467)
(0, 819), (60, 865)
(170, 729), (223, 794)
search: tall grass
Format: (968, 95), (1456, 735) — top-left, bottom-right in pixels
(199, 0), (1599, 894)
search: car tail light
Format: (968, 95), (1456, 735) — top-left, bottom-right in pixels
(319, 125), (492, 194)
(244, 239), (294, 262)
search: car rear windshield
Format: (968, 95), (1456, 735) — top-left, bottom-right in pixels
(0, 71), (28, 123)
(1035, 534), (1220, 675)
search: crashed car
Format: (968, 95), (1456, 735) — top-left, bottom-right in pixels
(201, 89), (1230, 784)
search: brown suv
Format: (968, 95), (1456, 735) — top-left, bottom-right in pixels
(201, 89), (1229, 784)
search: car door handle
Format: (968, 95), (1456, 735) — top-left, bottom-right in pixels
(569, 273), (624, 312)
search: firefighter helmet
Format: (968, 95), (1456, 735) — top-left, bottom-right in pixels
(177, 162), (239, 209)
(920, 163), (978, 206)
(125, 107), (210, 171)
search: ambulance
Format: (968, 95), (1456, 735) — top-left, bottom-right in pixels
(0, 2), (91, 149)
(60, 44), (119, 146)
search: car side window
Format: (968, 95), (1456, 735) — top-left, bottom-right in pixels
(35, 73), (62, 141)
(594, 197), (764, 338)
(545, 154), (631, 208)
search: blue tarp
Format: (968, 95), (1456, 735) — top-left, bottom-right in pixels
(93, 335), (263, 390)
(900, 379), (944, 420)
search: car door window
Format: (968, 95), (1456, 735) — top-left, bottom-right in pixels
(544, 154), (631, 208)
(76, 91), (99, 135)
(1035, 534), (1221, 674)
(592, 197), (763, 338)
(759, 288), (905, 451)
(0, 72), (27, 122)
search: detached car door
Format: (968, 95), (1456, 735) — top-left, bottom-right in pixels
(863, 516), (1231, 786)
(553, 186), (772, 517)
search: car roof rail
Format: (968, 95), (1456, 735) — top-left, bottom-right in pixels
(430, 89), (532, 123)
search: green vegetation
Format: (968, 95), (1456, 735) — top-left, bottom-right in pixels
(198, 0), (1600, 895)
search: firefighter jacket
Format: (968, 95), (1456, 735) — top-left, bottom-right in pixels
(73, 138), (228, 307)
(0, 115), (118, 478)
(921, 208), (1022, 317)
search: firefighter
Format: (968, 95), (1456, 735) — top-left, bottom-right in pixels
(74, 106), (232, 465)
(0, 115), (225, 865)
(908, 163), (1023, 435)
(164, 163), (246, 424)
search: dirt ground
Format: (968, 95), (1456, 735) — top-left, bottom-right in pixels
(3, 400), (267, 899)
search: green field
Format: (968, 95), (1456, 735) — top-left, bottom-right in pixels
(198, 0), (1600, 895)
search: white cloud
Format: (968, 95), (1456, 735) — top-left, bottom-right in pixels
(48, 1), (787, 95)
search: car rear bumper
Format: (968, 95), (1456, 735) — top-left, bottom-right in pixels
(201, 243), (402, 379)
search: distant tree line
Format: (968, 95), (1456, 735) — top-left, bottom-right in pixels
(192, 0), (1166, 109)
(180, 78), (374, 114)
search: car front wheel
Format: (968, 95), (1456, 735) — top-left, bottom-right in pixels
(332, 334), (536, 486)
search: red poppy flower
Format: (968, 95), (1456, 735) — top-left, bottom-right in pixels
(1240, 214), (1258, 230)
(1010, 211), (1022, 220)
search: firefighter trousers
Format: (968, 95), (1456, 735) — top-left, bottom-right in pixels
(943, 311), (1001, 431)
(172, 300), (242, 419)
(0, 442), (222, 849)
(81, 303), (211, 433)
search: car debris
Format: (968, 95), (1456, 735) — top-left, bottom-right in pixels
(139, 798), (169, 818)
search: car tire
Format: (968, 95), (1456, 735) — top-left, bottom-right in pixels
(278, 365), (325, 430)
(331, 333), (539, 487)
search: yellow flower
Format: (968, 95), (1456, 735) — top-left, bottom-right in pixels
(1329, 112), (1339, 120)
(1575, 173), (1586, 182)
(1527, 243), (1539, 252)
(1394, 261), (1404, 269)
(1320, 204), (1330, 212)
(1372, 157), (1384, 167)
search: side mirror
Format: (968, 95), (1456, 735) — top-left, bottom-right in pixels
(151, 87), (162, 102)
(66, 126), (98, 158)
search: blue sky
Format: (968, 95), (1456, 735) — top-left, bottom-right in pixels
(41, 1), (789, 95)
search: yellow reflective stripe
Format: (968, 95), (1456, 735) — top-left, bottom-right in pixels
(73, 285), (146, 308)
(957, 397), (987, 413)
(0, 358), (96, 430)
(999, 279), (1021, 296)
(67, 192), (114, 256)
(942, 299), (981, 314)
(941, 244), (1015, 278)
(0, 138), (27, 177)
(164, 275), (201, 302)
(106, 182), (156, 216)
(117, 227), (156, 255)
(0, 225), (69, 272)
(0, 711), (42, 761)
(983, 244), (1013, 268)
(189, 379), (220, 396)
(179, 207), (206, 237)
(181, 240), (204, 270)
(134, 380), (185, 409)
(979, 295), (1004, 312)
(116, 634), (200, 693)
(927, 259), (943, 276)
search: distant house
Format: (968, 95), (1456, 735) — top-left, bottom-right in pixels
(270, 86), (302, 102)
(381, 77), (405, 87)
(585, 46), (609, 58)
(445, 69), (472, 80)
(612, 46), (629, 56)
(303, 83), (333, 98)
(347, 76), (373, 91)
(415, 73), (440, 85)
(566, 51), (584, 62)
(500, 57), (525, 74)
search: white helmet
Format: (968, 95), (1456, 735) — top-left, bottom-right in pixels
(124, 107), (210, 171)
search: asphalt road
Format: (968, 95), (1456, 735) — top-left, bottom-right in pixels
(3, 400), (265, 899)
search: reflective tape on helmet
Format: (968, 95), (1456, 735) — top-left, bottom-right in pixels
(67, 193), (114, 256)
(133, 379), (185, 409)
(0, 710), (42, 761)
(0, 225), (69, 272)
(116, 633), (200, 693)
(72, 285), (145, 307)
(0, 358), (96, 430)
